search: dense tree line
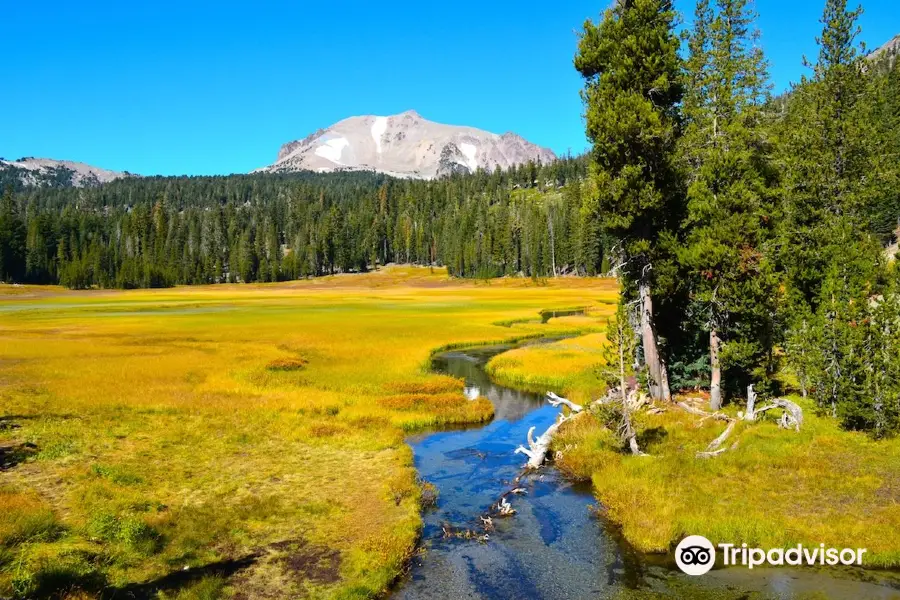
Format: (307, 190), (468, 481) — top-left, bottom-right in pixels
(576, 0), (900, 435)
(0, 158), (597, 288)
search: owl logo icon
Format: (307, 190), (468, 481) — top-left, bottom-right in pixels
(675, 535), (716, 575)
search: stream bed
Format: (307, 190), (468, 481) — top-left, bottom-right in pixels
(393, 342), (900, 599)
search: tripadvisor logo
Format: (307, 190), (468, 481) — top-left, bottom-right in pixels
(676, 535), (716, 575)
(675, 535), (868, 575)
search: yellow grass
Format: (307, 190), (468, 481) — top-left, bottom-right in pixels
(553, 395), (900, 568)
(485, 329), (608, 404)
(0, 267), (618, 599)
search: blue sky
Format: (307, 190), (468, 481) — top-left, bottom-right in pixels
(1, 1), (896, 176)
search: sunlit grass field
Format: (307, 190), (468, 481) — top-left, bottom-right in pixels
(485, 328), (608, 404)
(553, 392), (900, 569)
(0, 266), (617, 599)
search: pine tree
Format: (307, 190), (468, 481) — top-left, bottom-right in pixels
(575, 0), (684, 401)
(679, 0), (779, 408)
(0, 187), (26, 283)
(777, 0), (895, 434)
(778, 0), (873, 310)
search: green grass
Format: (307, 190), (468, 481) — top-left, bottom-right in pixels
(0, 267), (619, 599)
(553, 394), (900, 567)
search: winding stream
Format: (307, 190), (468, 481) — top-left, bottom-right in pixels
(393, 341), (900, 600)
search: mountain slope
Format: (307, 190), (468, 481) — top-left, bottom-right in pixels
(0, 157), (129, 188)
(256, 110), (556, 179)
(870, 33), (900, 67)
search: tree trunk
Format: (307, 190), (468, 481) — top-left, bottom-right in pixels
(744, 384), (757, 420)
(639, 275), (671, 402)
(547, 210), (557, 277)
(709, 328), (722, 410)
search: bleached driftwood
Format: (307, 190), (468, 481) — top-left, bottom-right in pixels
(678, 401), (715, 418)
(515, 415), (572, 469)
(515, 391), (597, 468)
(517, 388), (650, 469)
(687, 386), (804, 458)
(696, 421), (738, 458)
(677, 399), (739, 458)
(547, 392), (584, 412)
(741, 384), (803, 431)
(497, 496), (516, 516)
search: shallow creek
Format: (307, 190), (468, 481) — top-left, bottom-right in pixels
(393, 341), (900, 599)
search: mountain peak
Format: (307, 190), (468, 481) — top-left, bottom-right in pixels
(257, 113), (555, 179)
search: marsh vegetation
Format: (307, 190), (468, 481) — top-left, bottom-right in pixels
(0, 267), (617, 599)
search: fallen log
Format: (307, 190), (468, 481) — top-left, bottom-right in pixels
(515, 414), (572, 469)
(517, 389), (650, 468)
(676, 399), (738, 458)
(547, 392), (584, 412)
(515, 391), (596, 469)
(752, 398), (804, 431)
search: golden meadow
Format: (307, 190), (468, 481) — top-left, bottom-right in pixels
(3, 266), (900, 599)
(0, 267), (615, 599)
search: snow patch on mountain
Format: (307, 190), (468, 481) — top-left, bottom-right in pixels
(460, 143), (478, 172)
(372, 116), (388, 154)
(314, 137), (350, 164)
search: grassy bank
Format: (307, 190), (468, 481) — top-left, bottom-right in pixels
(0, 267), (618, 599)
(481, 308), (900, 569)
(484, 327), (608, 403)
(550, 389), (900, 568)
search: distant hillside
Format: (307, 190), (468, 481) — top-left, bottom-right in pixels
(870, 33), (900, 68)
(0, 157), (131, 190)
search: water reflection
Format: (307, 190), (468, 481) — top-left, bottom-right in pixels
(431, 346), (545, 421)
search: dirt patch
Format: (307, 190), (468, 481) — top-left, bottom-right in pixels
(269, 539), (342, 585)
(0, 441), (38, 470)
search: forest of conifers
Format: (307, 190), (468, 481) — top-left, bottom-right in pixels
(0, 158), (591, 288)
(0, 0), (898, 432)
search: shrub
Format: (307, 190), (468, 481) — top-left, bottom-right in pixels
(265, 357), (308, 372)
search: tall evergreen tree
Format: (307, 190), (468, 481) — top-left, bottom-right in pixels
(777, 0), (873, 310)
(679, 0), (779, 408)
(777, 0), (895, 433)
(575, 0), (684, 401)
(0, 187), (26, 283)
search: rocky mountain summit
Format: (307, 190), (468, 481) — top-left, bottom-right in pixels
(256, 110), (556, 179)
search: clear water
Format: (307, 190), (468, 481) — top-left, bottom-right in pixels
(393, 343), (900, 600)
